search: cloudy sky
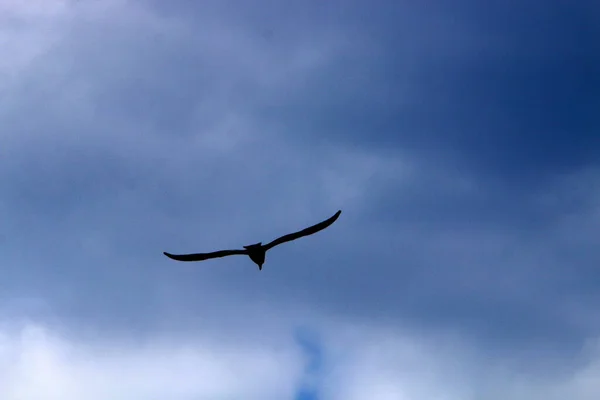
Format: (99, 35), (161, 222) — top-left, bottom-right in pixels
(1, 0), (599, 398)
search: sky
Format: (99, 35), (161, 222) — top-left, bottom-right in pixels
(1, 0), (599, 398)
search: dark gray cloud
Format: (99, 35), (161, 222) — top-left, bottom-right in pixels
(248, 0), (600, 182)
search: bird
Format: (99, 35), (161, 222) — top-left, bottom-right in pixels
(163, 210), (341, 270)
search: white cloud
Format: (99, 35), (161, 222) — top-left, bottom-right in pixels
(0, 321), (305, 400)
(285, 314), (600, 400)
(2, 317), (600, 400)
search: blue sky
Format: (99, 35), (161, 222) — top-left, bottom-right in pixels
(1, 0), (599, 398)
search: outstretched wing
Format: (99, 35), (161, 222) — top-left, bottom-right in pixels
(163, 249), (247, 262)
(263, 210), (341, 251)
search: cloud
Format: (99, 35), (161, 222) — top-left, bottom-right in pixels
(1, 0), (600, 398)
(0, 320), (305, 400)
(317, 321), (600, 400)
(0, 0), (69, 78)
(1, 0), (599, 349)
(2, 316), (600, 400)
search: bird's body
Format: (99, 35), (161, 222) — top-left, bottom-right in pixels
(243, 243), (266, 269)
(163, 210), (341, 270)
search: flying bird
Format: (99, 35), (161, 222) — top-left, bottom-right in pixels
(163, 210), (341, 270)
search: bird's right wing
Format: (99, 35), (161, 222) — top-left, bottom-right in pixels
(163, 249), (247, 262)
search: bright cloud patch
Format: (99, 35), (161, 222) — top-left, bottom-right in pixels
(2, 319), (600, 399)
(0, 322), (305, 400)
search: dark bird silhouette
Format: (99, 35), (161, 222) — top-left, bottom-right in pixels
(163, 210), (341, 270)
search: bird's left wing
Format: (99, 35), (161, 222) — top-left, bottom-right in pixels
(163, 249), (247, 262)
(263, 210), (341, 251)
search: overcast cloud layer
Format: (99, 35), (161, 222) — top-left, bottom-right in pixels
(1, 0), (599, 399)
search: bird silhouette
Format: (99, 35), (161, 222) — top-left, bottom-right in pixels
(163, 210), (341, 270)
